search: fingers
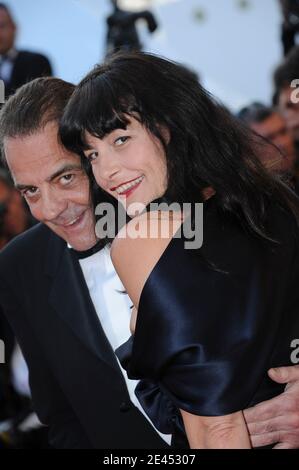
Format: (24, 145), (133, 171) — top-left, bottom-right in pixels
(247, 411), (299, 448)
(244, 390), (299, 424)
(247, 413), (299, 436)
(268, 365), (299, 384)
(250, 431), (281, 448)
(244, 396), (286, 424)
(245, 366), (299, 449)
(251, 431), (299, 449)
(273, 442), (294, 449)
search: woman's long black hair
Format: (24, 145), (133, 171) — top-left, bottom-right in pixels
(59, 51), (299, 241)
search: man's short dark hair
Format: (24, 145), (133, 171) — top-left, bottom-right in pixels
(0, 77), (75, 164)
(237, 102), (274, 125)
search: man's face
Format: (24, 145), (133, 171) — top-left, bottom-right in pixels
(250, 112), (296, 172)
(278, 86), (299, 142)
(0, 8), (16, 55)
(4, 122), (97, 251)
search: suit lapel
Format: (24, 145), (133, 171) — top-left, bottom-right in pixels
(46, 234), (120, 372)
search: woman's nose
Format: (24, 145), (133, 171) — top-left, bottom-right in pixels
(92, 151), (121, 185)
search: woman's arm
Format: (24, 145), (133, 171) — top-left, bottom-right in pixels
(181, 409), (251, 449)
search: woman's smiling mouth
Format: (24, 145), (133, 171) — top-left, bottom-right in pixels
(110, 175), (145, 197)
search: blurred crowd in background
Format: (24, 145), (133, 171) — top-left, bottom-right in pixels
(1, 0), (299, 449)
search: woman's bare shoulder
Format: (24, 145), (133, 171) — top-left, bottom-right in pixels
(110, 210), (183, 306)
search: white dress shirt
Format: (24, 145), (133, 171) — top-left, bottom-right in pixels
(78, 246), (171, 445)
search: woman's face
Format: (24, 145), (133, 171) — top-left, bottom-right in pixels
(84, 117), (168, 214)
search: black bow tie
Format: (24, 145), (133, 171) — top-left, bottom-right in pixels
(69, 241), (104, 260)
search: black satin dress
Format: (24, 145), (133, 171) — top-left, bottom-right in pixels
(116, 197), (299, 448)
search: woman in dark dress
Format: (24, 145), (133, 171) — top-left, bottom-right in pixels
(60, 52), (299, 448)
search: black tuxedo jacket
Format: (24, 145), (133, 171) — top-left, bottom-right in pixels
(0, 223), (169, 449)
(4, 50), (52, 97)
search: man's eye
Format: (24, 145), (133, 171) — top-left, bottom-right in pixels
(115, 136), (130, 146)
(23, 187), (38, 198)
(60, 174), (74, 185)
(86, 152), (99, 162)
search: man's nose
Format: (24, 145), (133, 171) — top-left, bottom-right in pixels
(40, 188), (67, 221)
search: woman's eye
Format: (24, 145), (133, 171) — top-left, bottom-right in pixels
(115, 136), (129, 146)
(86, 151), (99, 162)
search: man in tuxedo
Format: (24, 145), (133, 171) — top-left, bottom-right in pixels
(0, 77), (299, 449)
(0, 77), (170, 449)
(0, 3), (52, 99)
